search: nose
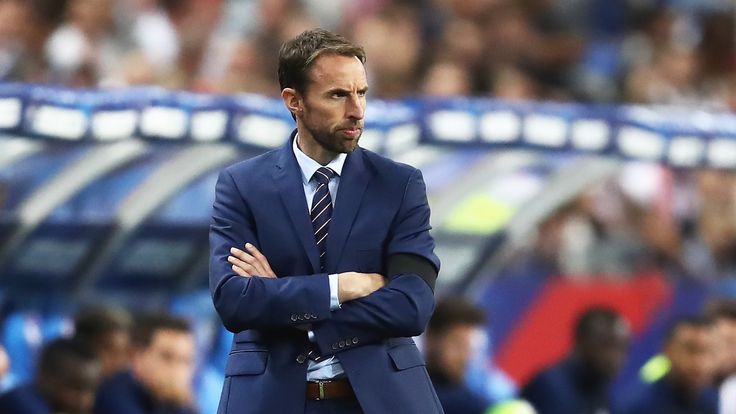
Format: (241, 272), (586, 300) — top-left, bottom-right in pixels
(346, 93), (365, 121)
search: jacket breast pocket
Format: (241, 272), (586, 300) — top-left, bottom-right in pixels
(388, 344), (426, 371)
(225, 350), (268, 376)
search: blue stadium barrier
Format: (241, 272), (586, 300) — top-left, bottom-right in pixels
(3, 82), (736, 168)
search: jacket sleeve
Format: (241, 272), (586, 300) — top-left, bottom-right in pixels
(209, 169), (332, 333)
(311, 168), (439, 355)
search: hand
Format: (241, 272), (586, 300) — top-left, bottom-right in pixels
(228, 243), (277, 278)
(337, 272), (386, 303)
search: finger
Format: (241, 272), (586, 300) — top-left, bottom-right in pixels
(231, 243), (271, 277)
(230, 247), (254, 261)
(231, 263), (250, 277)
(228, 256), (254, 276)
(245, 243), (276, 277)
(230, 247), (268, 276)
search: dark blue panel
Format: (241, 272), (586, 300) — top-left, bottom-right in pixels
(0, 222), (113, 290)
(95, 224), (207, 290)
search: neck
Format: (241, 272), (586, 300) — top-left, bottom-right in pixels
(296, 130), (337, 166)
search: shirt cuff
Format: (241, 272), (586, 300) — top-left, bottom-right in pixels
(328, 273), (341, 311)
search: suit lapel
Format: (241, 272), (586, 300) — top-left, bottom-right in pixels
(274, 133), (321, 273)
(325, 148), (371, 271)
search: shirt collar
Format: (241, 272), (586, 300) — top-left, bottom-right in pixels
(292, 133), (346, 185)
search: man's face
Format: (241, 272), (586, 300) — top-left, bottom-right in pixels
(44, 360), (101, 414)
(97, 330), (131, 378)
(432, 324), (482, 384)
(579, 319), (631, 381)
(298, 54), (367, 156)
(132, 329), (196, 403)
(712, 318), (736, 377)
(665, 325), (717, 391)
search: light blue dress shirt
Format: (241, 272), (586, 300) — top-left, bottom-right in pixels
(292, 135), (346, 380)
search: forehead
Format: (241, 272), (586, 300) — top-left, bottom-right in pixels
(150, 329), (194, 348)
(672, 325), (712, 343)
(306, 54), (367, 90)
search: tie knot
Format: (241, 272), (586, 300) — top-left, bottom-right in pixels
(312, 167), (336, 185)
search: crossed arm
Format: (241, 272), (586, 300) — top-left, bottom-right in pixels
(226, 243), (436, 355)
(227, 243), (386, 303)
(210, 168), (438, 354)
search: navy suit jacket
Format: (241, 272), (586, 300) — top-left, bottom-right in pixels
(521, 356), (612, 414)
(94, 371), (196, 414)
(209, 134), (442, 414)
(619, 376), (718, 414)
(0, 384), (50, 414)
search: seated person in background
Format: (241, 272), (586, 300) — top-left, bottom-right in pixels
(74, 305), (132, 378)
(94, 313), (196, 414)
(705, 299), (736, 414)
(621, 316), (718, 414)
(0, 344), (10, 391)
(521, 306), (630, 414)
(0, 337), (101, 414)
(425, 297), (495, 414)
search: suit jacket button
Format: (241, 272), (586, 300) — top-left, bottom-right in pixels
(352, 337), (359, 344)
(290, 315), (298, 321)
(303, 313), (311, 320)
(296, 354), (307, 364)
(297, 315), (304, 321)
(339, 340), (346, 348)
(311, 313), (318, 319)
(332, 343), (338, 350)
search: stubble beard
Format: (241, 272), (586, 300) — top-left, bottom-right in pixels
(305, 120), (361, 155)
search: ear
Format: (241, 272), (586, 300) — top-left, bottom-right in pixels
(281, 88), (302, 117)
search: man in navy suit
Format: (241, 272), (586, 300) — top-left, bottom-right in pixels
(210, 28), (442, 414)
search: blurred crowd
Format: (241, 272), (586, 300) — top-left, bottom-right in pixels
(0, 297), (733, 413)
(0, 0), (734, 106)
(426, 297), (736, 414)
(504, 165), (736, 282)
(0, 307), (198, 414)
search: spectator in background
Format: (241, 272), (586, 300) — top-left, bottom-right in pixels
(0, 0), (66, 82)
(622, 316), (718, 414)
(425, 297), (495, 414)
(521, 306), (630, 414)
(44, 0), (125, 87)
(74, 305), (133, 379)
(0, 337), (101, 414)
(0, 345), (11, 392)
(94, 313), (196, 414)
(705, 299), (736, 414)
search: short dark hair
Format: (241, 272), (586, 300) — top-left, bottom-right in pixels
(37, 337), (97, 378)
(664, 315), (713, 343)
(705, 298), (736, 321)
(427, 297), (486, 336)
(278, 28), (366, 94)
(74, 305), (132, 343)
(131, 313), (191, 348)
(574, 306), (624, 343)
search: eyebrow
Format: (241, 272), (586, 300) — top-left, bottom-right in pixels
(326, 87), (369, 95)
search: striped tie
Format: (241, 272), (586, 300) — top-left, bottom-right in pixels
(310, 167), (336, 272)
